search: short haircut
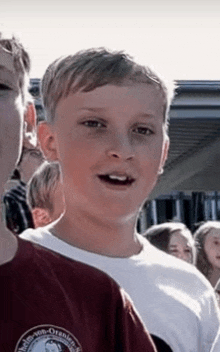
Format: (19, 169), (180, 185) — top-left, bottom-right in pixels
(194, 221), (220, 279)
(41, 48), (174, 125)
(27, 161), (61, 215)
(0, 32), (31, 105)
(145, 222), (194, 253)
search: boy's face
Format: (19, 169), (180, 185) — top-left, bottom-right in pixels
(41, 83), (169, 220)
(0, 46), (23, 189)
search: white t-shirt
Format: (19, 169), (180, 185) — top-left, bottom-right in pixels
(21, 228), (220, 352)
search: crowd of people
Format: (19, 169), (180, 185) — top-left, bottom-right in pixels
(1, 32), (220, 351)
(144, 221), (220, 304)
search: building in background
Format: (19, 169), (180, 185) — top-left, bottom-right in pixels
(139, 80), (220, 232)
(29, 78), (45, 123)
(29, 79), (220, 232)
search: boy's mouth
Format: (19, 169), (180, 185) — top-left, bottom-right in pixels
(98, 173), (135, 186)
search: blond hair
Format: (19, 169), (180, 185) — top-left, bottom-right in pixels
(27, 161), (61, 215)
(41, 48), (174, 125)
(0, 33), (31, 105)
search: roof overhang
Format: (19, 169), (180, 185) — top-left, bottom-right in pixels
(151, 80), (220, 198)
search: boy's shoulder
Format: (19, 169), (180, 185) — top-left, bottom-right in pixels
(22, 227), (211, 291)
(1, 236), (118, 290)
(0, 236), (156, 352)
(20, 228), (220, 352)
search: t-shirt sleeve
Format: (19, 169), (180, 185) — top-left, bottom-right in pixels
(114, 287), (157, 352)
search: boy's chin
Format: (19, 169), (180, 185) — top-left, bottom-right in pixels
(97, 203), (138, 222)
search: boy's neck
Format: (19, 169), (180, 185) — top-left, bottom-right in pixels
(0, 196), (18, 264)
(0, 223), (18, 265)
(51, 208), (142, 257)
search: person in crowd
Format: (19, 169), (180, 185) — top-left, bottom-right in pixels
(27, 161), (65, 227)
(144, 222), (195, 264)
(3, 145), (45, 234)
(21, 48), (220, 352)
(0, 33), (156, 352)
(194, 221), (220, 287)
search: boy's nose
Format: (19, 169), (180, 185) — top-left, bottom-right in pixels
(106, 134), (135, 160)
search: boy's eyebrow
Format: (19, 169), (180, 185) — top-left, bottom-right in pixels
(79, 107), (107, 112)
(136, 112), (156, 119)
(79, 107), (156, 119)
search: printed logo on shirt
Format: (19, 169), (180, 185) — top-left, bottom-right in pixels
(15, 325), (82, 352)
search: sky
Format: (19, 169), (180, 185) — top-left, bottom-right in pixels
(1, 0), (220, 82)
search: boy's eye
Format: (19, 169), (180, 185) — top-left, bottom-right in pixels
(0, 83), (12, 91)
(82, 120), (105, 128)
(133, 126), (153, 135)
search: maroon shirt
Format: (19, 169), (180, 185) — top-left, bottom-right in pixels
(0, 238), (156, 352)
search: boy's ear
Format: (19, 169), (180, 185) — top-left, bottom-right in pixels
(23, 103), (37, 148)
(32, 208), (52, 228)
(38, 121), (59, 161)
(159, 136), (170, 175)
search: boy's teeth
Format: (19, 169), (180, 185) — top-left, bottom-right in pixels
(108, 175), (127, 181)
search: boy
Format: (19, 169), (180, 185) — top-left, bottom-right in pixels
(0, 34), (156, 351)
(22, 49), (220, 352)
(3, 146), (45, 234)
(27, 161), (65, 227)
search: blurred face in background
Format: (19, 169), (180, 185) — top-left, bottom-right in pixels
(32, 181), (65, 228)
(168, 231), (194, 264)
(204, 229), (220, 270)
